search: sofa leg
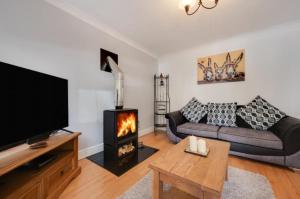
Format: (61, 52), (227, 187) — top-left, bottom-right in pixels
(289, 167), (300, 174)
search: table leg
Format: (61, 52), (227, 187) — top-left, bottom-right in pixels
(153, 170), (163, 199)
(225, 162), (228, 181)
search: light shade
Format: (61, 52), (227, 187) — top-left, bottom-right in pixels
(202, 0), (218, 8)
(178, 0), (197, 10)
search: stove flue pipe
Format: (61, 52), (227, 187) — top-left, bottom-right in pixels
(107, 57), (124, 109)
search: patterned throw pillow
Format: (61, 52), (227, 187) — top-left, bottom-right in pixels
(181, 97), (208, 123)
(236, 96), (286, 131)
(207, 103), (237, 127)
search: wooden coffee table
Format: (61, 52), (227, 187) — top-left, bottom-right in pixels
(149, 137), (230, 199)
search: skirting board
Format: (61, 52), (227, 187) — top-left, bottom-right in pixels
(78, 126), (154, 160)
(78, 143), (104, 160)
(139, 126), (154, 137)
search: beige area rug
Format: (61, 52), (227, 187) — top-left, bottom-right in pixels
(117, 167), (276, 199)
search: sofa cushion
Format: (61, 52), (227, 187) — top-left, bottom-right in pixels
(236, 114), (252, 129)
(177, 122), (219, 138)
(207, 102), (237, 127)
(181, 97), (208, 123)
(236, 95), (286, 131)
(218, 127), (283, 150)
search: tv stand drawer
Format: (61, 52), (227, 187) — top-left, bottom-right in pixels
(18, 181), (43, 199)
(45, 153), (73, 195)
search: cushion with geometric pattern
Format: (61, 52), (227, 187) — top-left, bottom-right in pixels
(181, 97), (208, 123)
(236, 96), (286, 131)
(207, 102), (237, 127)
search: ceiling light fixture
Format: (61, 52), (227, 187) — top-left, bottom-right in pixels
(179, 0), (219, 15)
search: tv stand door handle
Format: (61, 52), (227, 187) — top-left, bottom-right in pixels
(60, 170), (65, 176)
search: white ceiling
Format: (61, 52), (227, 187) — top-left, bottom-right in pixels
(46, 0), (300, 58)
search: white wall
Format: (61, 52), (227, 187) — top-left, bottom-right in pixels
(159, 22), (300, 118)
(0, 0), (157, 154)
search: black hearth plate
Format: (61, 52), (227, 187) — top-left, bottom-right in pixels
(87, 145), (158, 176)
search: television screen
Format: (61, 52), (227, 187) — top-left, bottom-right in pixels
(0, 61), (69, 151)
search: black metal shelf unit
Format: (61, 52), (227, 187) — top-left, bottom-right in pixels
(154, 74), (170, 133)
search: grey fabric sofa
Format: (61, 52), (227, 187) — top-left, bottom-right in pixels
(165, 108), (300, 170)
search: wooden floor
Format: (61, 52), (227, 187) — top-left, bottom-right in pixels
(60, 132), (300, 199)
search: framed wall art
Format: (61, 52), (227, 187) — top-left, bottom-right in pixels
(197, 49), (245, 84)
(100, 48), (118, 73)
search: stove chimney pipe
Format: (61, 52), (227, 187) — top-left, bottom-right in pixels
(107, 57), (124, 109)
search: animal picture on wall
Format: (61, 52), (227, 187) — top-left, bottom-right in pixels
(100, 48), (118, 73)
(197, 49), (245, 84)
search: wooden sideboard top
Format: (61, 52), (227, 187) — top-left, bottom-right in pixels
(0, 132), (81, 176)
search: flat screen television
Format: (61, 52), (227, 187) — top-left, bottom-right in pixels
(0, 61), (69, 151)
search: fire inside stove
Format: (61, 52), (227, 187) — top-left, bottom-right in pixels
(117, 112), (137, 138)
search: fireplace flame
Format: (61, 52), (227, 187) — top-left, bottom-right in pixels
(117, 112), (137, 138)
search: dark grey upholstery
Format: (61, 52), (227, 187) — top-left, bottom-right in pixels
(230, 142), (284, 156)
(165, 111), (187, 137)
(177, 123), (219, 138)
(286, 150), (300, 168)
(166, 121), (182, 143)
(165, 110), (300, 169)
(269, 116), (300, 155)
(218, 127), (283, 150)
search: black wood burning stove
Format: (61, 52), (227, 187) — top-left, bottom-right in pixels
(104, 109), (138, 160)
(87, 108), (158, 176)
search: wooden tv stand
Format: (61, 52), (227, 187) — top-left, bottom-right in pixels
(0, 132), (81, 199)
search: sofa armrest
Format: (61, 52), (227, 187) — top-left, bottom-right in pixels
(165, 111), (187, 135)
(270, 116), (300, 155)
